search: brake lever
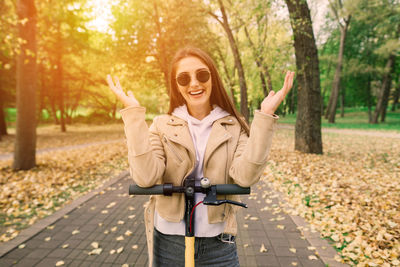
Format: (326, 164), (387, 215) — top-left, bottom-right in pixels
(202, 186), (248, 208)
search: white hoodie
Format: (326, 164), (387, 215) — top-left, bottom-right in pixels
(154, 104), (230, 237)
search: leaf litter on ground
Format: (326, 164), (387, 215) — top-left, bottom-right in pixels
(262, 128), (400, 266)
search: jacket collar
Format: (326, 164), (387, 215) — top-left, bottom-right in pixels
(167, 114), (236, 126)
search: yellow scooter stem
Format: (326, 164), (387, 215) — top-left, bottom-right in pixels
(185, 236), (195, 267)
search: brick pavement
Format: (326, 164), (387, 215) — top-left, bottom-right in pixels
(0, 172), (348, 267)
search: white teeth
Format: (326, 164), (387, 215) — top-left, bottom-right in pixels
(189, 90), (203, 95)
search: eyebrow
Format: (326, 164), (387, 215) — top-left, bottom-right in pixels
(177, 68), (209, 75)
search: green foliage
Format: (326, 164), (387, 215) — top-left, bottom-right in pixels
(279, 107), (400, 131)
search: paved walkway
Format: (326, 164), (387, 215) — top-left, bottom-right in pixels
(0, 172), (348, 267)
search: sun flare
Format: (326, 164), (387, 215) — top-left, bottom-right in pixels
(86, 0), (118, 33)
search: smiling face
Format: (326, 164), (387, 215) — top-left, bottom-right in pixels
(175, 56), (212, 119)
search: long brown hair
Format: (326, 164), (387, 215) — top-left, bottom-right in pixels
(167, 46), (249, 135)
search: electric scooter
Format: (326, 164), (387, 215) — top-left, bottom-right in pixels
(129, 177), (250, 267)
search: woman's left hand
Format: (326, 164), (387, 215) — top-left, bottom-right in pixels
(260, 71), (295, 115)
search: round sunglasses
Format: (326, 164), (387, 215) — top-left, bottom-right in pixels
(176, 70), (210, 87)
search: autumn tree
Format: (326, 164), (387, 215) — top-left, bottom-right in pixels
(325, 0), (353, 123)
(0, 0), (18, 138)
(208, 0), (250, 121)
(109, 0), (219, 114)
(13, 0), (37, 170)
(284, 0), (323, 154)
(36, 0), (91, 130)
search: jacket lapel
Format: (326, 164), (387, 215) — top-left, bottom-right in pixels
(203, 116), (235, 168)
(166, 116), (196, 162)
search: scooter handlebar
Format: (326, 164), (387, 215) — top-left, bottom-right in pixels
(129, 183), (250, 195)
(129, 184), (164, 195)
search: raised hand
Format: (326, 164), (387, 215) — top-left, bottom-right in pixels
(260, 71), (295, 115)
(106, 74), (141, 108)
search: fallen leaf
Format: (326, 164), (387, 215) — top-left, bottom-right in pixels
(132, 245), (138, 250)
(55, 261), (65, 266)
(117, 247), (124, 254)
(116, 235), (124, 241)
(128, 215), (136, 219)
(289, 248), (296, 253)
(110, 249), (116, 254)
(308, 255), (318, 260)
(91, 242), (99, 249)
(62, 244), (69, 249)
(125, 230), (132, 236)
(106, 202), (116, 209)
(122, 264), (129, 267)
(259, 243), (268, 253)
(118, 220), (125, 225)
(71, 229), (80, 235)
(291, 262), (298, 266)
(277, 225), (285, 230)
(45, 237), (51, 242)
(88, 248), (102, 255)
(111, 227), (117, 232)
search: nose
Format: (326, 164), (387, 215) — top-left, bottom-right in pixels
(189, 73), (199, 87)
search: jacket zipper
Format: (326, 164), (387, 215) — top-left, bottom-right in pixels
(163, 135), (183, 162)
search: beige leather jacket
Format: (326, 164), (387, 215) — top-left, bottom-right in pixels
(120, 106), (278, 266)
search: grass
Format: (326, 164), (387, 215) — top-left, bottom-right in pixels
(278, 107), (400, 132)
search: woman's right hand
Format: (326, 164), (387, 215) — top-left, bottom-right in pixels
(106, 74), (141, 108)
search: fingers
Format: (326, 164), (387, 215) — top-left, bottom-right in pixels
(106, 74), (116, 91)
(115, 76), (123, 90)
(266, 90), (275, 100)
(107, 75), (125, 96)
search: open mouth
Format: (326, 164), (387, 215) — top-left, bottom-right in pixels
(189, 90), (204, 96)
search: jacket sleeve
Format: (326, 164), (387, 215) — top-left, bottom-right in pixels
(120, 106), (165, 187)
(229, 110), (278, 187)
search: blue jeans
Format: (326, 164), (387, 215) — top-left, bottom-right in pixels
(153, 228), (240, 267)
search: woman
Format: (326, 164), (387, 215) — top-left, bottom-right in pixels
(107, 46), (294, 267)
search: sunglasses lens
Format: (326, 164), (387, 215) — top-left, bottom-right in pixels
(197, 71), (210, 83)
(177, 73), (190, 86)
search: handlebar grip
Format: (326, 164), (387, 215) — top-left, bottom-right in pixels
(215, 184), (250, 195)
(129, 184), (164, 195)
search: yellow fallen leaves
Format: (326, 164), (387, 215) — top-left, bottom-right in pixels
(263, 128), (400, 266)
(55, 261), (64, 266)
(0, 140), (128, 242)
(259, 243), (268, 253)
(0, 124), (125, 153)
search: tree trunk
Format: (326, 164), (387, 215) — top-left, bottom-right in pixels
(13, 0), (37, 170)
(372, 54), (395, 123)
(0, 98), (7, 136)
(327, 18), (350, 123)
(243, 26), (270, 97)
(367, 76), (372, 122)
(391, 80), (400, 111)
(380, 56), (395, 122)
(285, 0), (323, 154)
(55, 32), (66, 132)
(215, 0), (249, 121)
(153, 0), (169, 92)
(0, 86), (8, 136)
(216, 46), (236, 106)
(340, 85), (345, 117)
